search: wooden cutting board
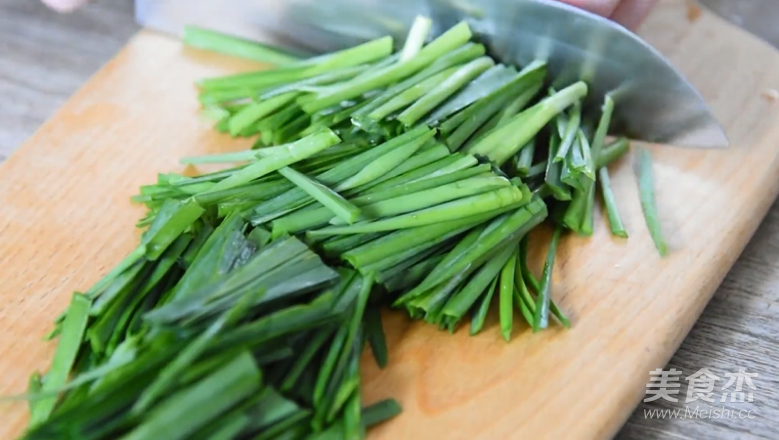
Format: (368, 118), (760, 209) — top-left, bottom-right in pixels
(2, 1), (779, 439)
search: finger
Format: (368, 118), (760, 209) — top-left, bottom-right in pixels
(41, 0), (89, 13)
(610, 0), (659, 30)
(557, 0), (621, 18)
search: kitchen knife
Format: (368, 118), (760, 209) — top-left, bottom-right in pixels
(135, 0), (729, 148)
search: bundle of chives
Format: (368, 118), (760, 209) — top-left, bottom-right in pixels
(12, 18), (671, 440)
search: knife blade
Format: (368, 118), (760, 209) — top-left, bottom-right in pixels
(135, 0), (728, 148)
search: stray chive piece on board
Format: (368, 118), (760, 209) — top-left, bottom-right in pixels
(637, 147), (669, 257)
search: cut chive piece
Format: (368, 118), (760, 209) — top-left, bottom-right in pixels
(362, 399), (402, 428)
(545, 131), (572, 201)
(228, 92), (299, 136)
(580, 179), (596, 237)
(404, 198), (547, 298)
(278, 167), (361, 225)
(180, 150), (259, 166)
(302, 21), (473, 114)
(29, 292), (91, 426)
(515, 139), (536, 177)
(591, 94), (614, 161)
(354, 164), (491, 206)
(441, 244), (513, 329)
(526, 162), (547, 178)
(365, 306), (388, 369)
(367, 67), (459, 121)
(578, 130), (596, 180)
(353, 43), (486, 122)
(519, 236), (541, 293)
(298, 36), (394, 77)
(141, 199), (206, 261)
(554, 102), (581, 162)
(281, 328), (334, 392)
(513, 247), (535, 326)
(310, 186), (525, 235)
(426, 63), (524, 125)
(597, 137), (630, 168)
(637, 148), (668, 256)
(400, 15), (433, 62)
(533, 227), (562, 332)
(598, 167), (628, 238)
(470, 277), (498, 336)
(466, 82), (587, 165)
(355, 143), (450, 191)
(200, 128), (341, 195)
(335, 129), (436, 191)
(397, 57), (495, 127)
(120, 352), (262, 440)
(336, 175), (511, 224)
(183, 25), (302, 65)
(499, 248), (518, 341)
(342, 211), (496, 268)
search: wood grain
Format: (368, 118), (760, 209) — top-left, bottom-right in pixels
(1, 1), (779, 439)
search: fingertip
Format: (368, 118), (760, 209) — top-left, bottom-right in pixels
(610, 0), (659, 31)
(41, 0), (88, 13)
(557, 0), (622, 18)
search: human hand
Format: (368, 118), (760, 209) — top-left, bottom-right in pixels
(41, 0), (89, 13)
(40, 0), (658, 29)
(559, 0), (659, 31)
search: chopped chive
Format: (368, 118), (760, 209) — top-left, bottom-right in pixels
(597, 137), (630, 168)
(302, 22), (473, 114)
(580, 179), (596, 236)
(465, 82), (587, 165)
(554, 102), (581, 162)
(499, 248), (517, 341)
(278, 167), (361, 224)
(598, 167), (628, 238)
(200, 129), (341, 195)
(338, 175), (511, 224)
(281, 328), (334, 392)
(30, 292), (91, 426)
(533, 227), (562, 332)
(513, 247), (536, 326)
(310, 186), (526, 236)
(183, 25), (302, 65)
(426, 64), (521, 124)
(470, 277), (498, 336)
(545, 131), (572, 201)
(367, 67), (459, 121)
(362, 398), (402, 428)
(180, 150), (259, 165)
(515, 138), (536, 177)
(365, 306), (388, 369)
(353, 43), (486, 121)
(228, 92), (299, 136)
(590, 95), (615, 161)
(526, 162), (547, 178)
(397, 57), (495, 127)
(637, 148), (668, 256)
(120, 352), (262, 440)
(335, 129), (436, 191)
(519, 236), (541, 293)
(440, 244), (511, 329)
(400, 15), (433, 62)
(578, 130), (596, 180)
(405, 199), (547, 298)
